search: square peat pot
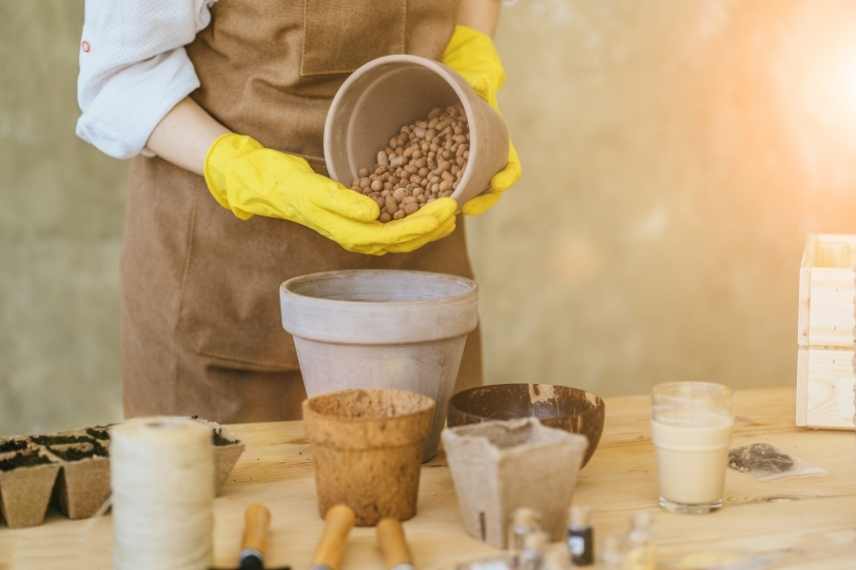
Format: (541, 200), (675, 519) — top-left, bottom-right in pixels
(0, 448), (60, 528)
(43, 438), (110, 519)
(442, 418), (588, 548)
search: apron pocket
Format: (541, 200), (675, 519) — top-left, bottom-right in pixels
(301, 0), (406, 76)
(176, 184), (303, 372)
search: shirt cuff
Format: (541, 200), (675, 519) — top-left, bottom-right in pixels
(76, 48), (200, 160)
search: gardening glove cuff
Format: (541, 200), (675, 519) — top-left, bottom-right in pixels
(442, 25), (506, 107)
(442, 26), (521, 216)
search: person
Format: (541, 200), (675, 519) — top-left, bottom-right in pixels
(76, 0), (521, 423)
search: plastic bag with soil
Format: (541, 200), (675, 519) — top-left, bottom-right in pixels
(728, 443), (827, 481)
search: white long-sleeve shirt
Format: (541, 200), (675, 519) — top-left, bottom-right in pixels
(76, 0), (217, 159)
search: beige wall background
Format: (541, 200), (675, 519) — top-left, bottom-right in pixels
(4, 1), (856, 435)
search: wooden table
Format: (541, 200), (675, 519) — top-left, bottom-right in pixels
(3, 387), (856, 569)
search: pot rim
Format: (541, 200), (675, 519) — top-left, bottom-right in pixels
(448, 383), (605, 422)
(323, 54), (483, 202)
(442, 417), (590, 457)
(281, 269), (478, 307)
(303, 388), (436, 425)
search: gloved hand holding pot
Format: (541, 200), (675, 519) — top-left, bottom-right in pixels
(205, 26), (519, 257)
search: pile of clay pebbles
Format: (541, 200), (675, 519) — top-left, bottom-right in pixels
(351, 105), (469, 221)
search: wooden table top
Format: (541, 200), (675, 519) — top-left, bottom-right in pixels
(3, 386), (855, 569)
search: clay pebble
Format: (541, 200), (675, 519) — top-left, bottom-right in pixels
(352, 105), (469, 221)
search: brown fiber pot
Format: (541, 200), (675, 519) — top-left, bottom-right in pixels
(303, 389), (436, 526)
(324, 54), (509, 205)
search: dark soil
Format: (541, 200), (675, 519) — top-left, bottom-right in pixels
(90, 439), (109, 456)
(212, 427), (237, 446)
(85, 426), (112, 440)
(0, 451), (54, 471)
(0, 439), (28, 454)
(190, 416), (238, 447)
(190, 416), (238, 446)
(31, 434), (95, 446)
(47, 442), (109, 462)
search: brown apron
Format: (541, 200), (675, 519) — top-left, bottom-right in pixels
(121, 0), (482, 423)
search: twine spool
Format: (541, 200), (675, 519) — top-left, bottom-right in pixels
(110, 417), (215, 570)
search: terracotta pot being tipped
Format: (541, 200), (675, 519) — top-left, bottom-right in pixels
(281, 270), (479, 460)
(324, 54), (509, 205)
(303, 389), (435, 526)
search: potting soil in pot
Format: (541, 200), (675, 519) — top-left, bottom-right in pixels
(351, 105), (470, 221)
(0, 440), (28, 454)
(46, 442), (109, 461)
(0, 450), (53, 471)
(85, 425), (112, 440)
(212, 426), (238, 446)
(308, 388), (421, 419)
(31, 434), (96, 446)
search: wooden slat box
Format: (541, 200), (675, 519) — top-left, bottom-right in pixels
(796, 233), (856, 429)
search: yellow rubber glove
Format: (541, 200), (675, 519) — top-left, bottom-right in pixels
(204, 134), (457, 255)
(442, 25), (522, 216)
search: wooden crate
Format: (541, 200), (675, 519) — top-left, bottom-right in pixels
(796, 233), (856, 429)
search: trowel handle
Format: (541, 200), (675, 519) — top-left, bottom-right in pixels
(312, 504), (355, 570)
(377, 518), (414, 570)
(240, 504), (271, 563)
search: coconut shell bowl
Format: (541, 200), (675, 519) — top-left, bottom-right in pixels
(446, 383), (605, 468)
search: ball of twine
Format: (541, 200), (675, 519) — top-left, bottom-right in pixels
(110, 417), (215, 570)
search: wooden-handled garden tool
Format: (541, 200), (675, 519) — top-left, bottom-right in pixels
(310, 504), (356, 570)
(213, 504), (290, 570)
(377, 518), (415, 570)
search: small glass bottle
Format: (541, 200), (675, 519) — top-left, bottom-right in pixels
(566, 505), (594, 566)
(601, 535), (625, 569)
(519, 530), (549, 570)
(543, 544), (572, 570)
(622, 512), (655, 570)
(507, 508), (542, 551)
(454, 553), (517, 570)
